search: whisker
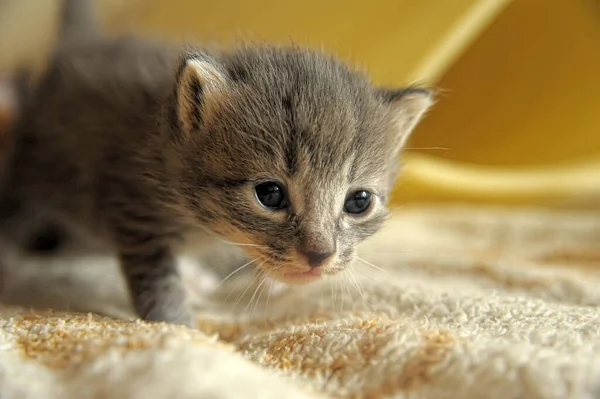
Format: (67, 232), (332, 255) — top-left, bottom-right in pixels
(354, 265), (387, 284)
(216, 238), (266, 248)
(222, 286), (237, 303)
(257, 280), (269, 317)
(332, 277), (341, 312)
(346, 268), (362, 295)
(222, 285), (240, 303)
(197, 226), (267, 248)
(403, 146), (449, 151)
(224, 263), (260, 303)
(347, 267), (375, 312)
(330, 282), (335, 313)
(215, 257), (260, 289)
(208, 255), (247, 271)
(233, 262), (266, 306)
(185, 256), (246, 288)
(387, 205), (405, 212)
(233, 276), (257, 306)
(247, 274), (267, 315)
(342, 273), (353, 309)
(265, 280), (273, 316)
(356, 256), (388, 274)
(357, 247), (425, 255)
(224, 241), (266, 248)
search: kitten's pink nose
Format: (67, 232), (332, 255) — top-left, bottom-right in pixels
(298, 249), (335, 268)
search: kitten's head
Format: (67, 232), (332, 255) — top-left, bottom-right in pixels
(170, 45), (433, 284)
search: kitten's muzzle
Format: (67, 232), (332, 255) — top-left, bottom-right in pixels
(273, 247), (339, 284)
(281, 267), (323, 284)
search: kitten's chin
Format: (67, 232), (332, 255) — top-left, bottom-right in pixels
(277, 268), (323, 285)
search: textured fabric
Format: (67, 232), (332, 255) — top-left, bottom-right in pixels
(2, 206), (600, 398)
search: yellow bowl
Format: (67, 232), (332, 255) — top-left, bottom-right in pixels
(392, 153), (600, 209)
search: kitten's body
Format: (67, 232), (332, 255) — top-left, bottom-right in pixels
(1, 0), (433, 326)
(6, 36), (183, 245)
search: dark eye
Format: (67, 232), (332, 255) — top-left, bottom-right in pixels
(255, 181), (287, 210)
(344, 191), (372, 214)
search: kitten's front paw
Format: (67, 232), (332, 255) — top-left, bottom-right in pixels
(134, 281), (195, 327)
(142, 303), (194, 328)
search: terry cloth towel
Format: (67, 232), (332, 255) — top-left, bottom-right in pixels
(1, 205), (600, 398)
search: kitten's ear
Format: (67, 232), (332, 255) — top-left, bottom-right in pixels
(378, 87), (434, 151)
(0, 70), (31, 129)
(175, 57), (227, 139)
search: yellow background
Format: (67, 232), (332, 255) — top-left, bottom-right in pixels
(1, 0), (599, 208)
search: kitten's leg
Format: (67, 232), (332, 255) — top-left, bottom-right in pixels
(119, 245), (192, 327)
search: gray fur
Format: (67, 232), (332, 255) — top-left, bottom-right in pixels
(0, 0), (433, 326)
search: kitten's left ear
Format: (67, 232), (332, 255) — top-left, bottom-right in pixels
(0, 69), (31, 130)
(378, 87), (435, 150)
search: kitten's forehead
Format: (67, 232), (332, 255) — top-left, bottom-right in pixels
(221, 47), (393, 165)
(226, 49), (363, 111)
(194, 46), (397, 189)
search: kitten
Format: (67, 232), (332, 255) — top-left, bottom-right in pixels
(0, 0), (434, 327)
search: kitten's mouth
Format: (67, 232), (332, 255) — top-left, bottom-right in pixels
(278, 268), (323, 284)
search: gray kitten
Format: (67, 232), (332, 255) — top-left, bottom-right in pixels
(0, 0), (433, 327)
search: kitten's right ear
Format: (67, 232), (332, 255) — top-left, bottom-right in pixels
(175, 57), (227, 139)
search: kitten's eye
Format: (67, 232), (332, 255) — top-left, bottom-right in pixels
(344, 191), (372, 215)
(255, 181), (287, 210)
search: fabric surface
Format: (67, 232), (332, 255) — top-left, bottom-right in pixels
(1, 206), (600, 398)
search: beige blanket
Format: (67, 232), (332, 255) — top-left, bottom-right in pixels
(1, 206), (600, 398)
